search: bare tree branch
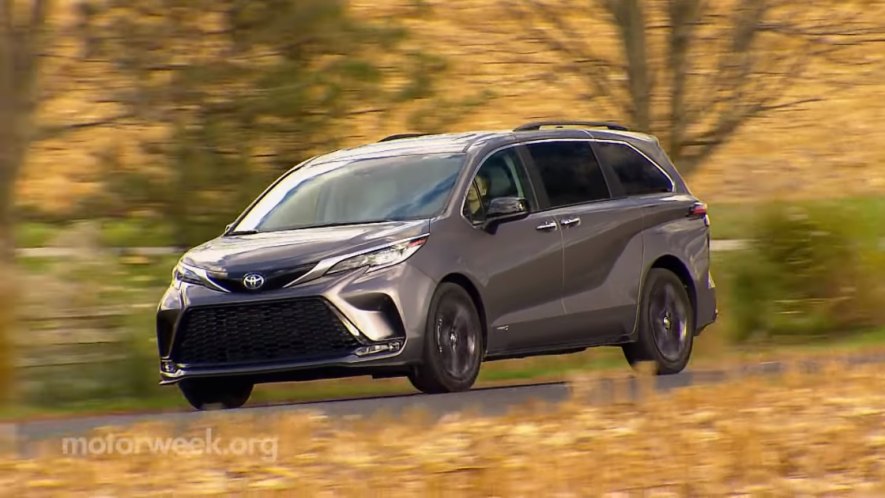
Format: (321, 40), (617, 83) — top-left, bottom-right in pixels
(504, 0), (626, 113)
(508, 0), (880, 175)
(36, 112), (135, 140)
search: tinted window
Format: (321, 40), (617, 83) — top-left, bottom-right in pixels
(594, 142), (672, 196)
(525, 141), (610, 207)
(463, 148), (529, 223)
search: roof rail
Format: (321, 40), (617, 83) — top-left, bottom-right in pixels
(378, 133), (429, 142)
(514, 120), (629, 132)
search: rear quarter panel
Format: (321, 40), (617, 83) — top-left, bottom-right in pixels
(636, 194), (717, 332)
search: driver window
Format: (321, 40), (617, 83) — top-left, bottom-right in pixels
(463, 148), (528, 224)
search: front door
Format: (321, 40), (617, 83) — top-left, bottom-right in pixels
(458, 147), (565, 353)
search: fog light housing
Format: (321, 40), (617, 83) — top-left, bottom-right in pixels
(160, 360), (178, 374)
(355, 340), (402, 357)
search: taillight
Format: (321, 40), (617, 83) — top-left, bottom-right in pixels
(689, 202), (709, 226)
(689, 202), (707, 217)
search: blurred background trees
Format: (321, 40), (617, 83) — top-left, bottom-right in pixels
(509, 0), (884, 175)
(5, 0), (884, 232)
(71, 0), (445, 247)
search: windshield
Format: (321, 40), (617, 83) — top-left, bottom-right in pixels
(232, 153), (465, 233)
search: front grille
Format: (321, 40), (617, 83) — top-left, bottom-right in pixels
(173, 298), (361, 366)
(207, 263), (315, 293)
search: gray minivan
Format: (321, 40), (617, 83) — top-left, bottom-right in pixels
(157, 121), (717, 409)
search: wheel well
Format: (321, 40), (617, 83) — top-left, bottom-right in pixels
(440, 274), (488, 352)
(650, 255), (697, 326)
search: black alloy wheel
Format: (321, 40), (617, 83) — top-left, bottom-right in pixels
(622, 268), (694, 375)
(409, 283), (483, 393)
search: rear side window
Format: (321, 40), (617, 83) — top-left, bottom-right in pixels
(525, 141), (610, 207)
(593, 142), (673, 196)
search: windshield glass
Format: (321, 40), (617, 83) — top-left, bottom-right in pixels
(232, 153), (465, 233)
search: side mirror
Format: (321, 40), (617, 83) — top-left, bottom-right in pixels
(483, 197), (528, 231)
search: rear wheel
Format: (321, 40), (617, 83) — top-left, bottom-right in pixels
(409, 283), (484, 393)
(179, 379), (253, 410)
(622, 268), (694, 375)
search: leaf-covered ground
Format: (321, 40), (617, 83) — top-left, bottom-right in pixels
(5, 361), (885, 496)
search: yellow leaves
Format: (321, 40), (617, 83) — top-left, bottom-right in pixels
(6, 366), (885, 495)
(509, 422), (539, 438)
(866, 433), (885, 448)
(24, 478), (64, 489)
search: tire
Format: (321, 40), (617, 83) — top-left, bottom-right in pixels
(408, 283), (484, 394)
(179, 379), (253, 410)
(622, 268), (694, 375)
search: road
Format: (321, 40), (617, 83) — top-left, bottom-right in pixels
(8, 352), (885, 455)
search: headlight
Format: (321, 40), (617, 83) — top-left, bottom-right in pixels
(327, 236), (428, 275)
(172, 261), (223, 291)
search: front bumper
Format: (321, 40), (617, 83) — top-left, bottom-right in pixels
(156, 263), (436, 384)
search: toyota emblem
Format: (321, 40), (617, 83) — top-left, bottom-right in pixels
(243, 273), (265, 290)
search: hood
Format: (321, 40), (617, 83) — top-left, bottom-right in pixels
(182, 219), (430, 273)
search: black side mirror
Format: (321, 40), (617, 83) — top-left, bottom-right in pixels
(483, 197), (529, 231)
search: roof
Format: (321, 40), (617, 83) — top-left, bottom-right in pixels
(315, 132), (509, 163)
(309, 122), (659, 165)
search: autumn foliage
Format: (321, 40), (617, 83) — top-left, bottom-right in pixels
(3, 363), (885, 495)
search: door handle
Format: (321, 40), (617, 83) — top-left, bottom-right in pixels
(560, 216), (581, 228)
(535, 221), (558, 232)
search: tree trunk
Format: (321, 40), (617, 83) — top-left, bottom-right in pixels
(667, 0), (702, 168)
(0, 0), (50, 262)
(0, 131), (24, 262)
(0, 75), (26, 262)
(607, 0), (652, 132)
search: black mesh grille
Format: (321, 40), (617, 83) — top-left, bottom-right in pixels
(173, 298), (361, 366)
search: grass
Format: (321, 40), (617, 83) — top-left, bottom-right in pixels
(17, 253), (179, 289)
(16, 218), (177, 248)
(8, 364), (885, 495)
(708, 195), (885, 240)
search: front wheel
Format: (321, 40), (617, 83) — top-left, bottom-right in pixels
(622, 268), (694, 375)
(179, 379), (253, 410)
(409, 283), (484, 394)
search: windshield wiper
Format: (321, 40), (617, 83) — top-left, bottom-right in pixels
(227, 229), (259, 236)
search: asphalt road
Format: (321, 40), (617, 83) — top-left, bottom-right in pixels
(8, 352), (885, 456)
